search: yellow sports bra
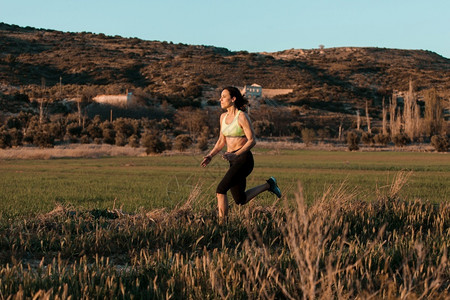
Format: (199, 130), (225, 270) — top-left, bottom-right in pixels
(221, 110), (245, 137)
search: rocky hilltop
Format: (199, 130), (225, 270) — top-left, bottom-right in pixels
(0, 22), (449, 115)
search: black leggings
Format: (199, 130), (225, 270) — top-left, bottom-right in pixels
(216, 151), (254, 205)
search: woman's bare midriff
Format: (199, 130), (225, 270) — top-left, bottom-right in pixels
(226, 136), (248, 152)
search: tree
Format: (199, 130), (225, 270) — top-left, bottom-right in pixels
(403, 79), (421, 141)
(365, 101), (371, 134)
(382, 97), (388, 135)
(174, 108), (207, 136)
(424, 88), (443, 136)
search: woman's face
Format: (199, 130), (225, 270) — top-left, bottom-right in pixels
(220, 89), (235, 109)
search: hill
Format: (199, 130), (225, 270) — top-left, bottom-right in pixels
(0, 22), (449, 118)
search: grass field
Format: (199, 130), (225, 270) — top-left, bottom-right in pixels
(0, 148), (449, 298)
(0, 148), (449, 218)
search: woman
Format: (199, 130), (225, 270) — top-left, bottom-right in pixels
(201, 86), (281, 220)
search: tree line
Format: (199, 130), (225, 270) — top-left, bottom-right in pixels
(0, 79), (448, 152)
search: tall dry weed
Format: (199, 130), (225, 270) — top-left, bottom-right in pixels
(0, 172), (448, 299)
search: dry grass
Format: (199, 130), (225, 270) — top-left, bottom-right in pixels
(0, 172), (448, 299)
(0, 141), (439, 161)
(0, 144), (147, 160)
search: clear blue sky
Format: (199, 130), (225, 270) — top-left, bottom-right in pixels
(1, 0), (449, 58)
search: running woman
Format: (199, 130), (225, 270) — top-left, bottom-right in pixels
(200, 86), (281, 221)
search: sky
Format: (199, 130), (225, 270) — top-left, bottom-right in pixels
(1, 0), (449, 58)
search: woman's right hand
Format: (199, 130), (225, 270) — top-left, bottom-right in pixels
(201, 155), (212, 167)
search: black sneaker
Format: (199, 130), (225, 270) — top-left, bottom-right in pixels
(267, 177), (282, 198)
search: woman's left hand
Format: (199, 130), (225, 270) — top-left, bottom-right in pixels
(222, 152), (238, 162)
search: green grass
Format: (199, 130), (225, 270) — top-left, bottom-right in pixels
(0, 148), (449, 218)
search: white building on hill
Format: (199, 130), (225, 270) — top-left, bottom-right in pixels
(243, 84), (262, 99)
(93, 92), (134, 106)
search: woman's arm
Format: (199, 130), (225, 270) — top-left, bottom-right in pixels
(201, 114), (227, 167)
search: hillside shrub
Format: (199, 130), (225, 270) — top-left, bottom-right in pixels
(174, 134), (193, 152)
(392, 133), (410, 147)
(430, 135), (449, 152)
(347, 131), (360, 151)
(301, 128), (316, 146)
(141, 131), (165, 154)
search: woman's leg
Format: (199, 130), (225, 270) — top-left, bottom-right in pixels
(245, 182), (270, 202)
(216, 193), (228, 221)
(230, 181), (270, 206)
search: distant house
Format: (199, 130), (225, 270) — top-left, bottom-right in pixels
(243, 84), (262, 99)
(93, 92), (134, 106)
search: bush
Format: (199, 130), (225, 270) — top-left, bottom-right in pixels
(301, 128), (316, 146)
(0, 127), (12, 149)
(162, 134), (172, 151)
(23, 129), (35, 145)
(102, 128), (116, 145)
(254, 120), (275, 137)
(392, 133), (410, 147)
(346, 131), (360, 151)
(48, 122), (64, 140)
(34, 130), (55, 148)
(115, 132), (128, 146)
(8, 128), (23, 147)
(174, 134), (193, 152)
(430, 135), (449, 152)
(289, 121), (303, 136)
(197, 136), (209, 151)
(361, 132), (374, 145)
(128, 134), (140, 148)
(80, 135), (90, 144)
(86, 123), (103, 139)
(66, 123), (83, 141)
(141, 131), (165, 154)
(374, 133), (390, 146)
(113, 118), (136, 138)
(94, 138), (103, 145)
(316, 128), (331, 140)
